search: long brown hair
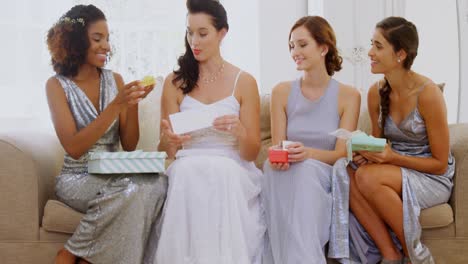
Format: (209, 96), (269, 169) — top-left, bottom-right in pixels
(289, 16), (342, 76)
(376, 17), (419, 135)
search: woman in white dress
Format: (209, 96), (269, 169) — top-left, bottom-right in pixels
(154, 0), (265, 263)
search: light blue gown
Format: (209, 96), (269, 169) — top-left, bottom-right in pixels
(262, 78), (341, 264)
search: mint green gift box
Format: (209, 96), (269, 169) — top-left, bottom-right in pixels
(347, 132), (386, 162)
(88, 150), (167, 174)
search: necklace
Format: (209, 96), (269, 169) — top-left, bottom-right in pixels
(200, 62), (225, 83)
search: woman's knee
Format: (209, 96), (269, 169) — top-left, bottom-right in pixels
(354, 166), (380, 196)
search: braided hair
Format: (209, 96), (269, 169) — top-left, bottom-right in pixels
(376, 17), (419, 135)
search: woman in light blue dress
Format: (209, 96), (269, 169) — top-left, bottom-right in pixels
(328, 17), (455, 264)
(262, 16), (361, 264)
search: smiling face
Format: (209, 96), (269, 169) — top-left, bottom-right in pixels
(186, 12), (226, 62)
(368, 29), (403, 74)
(85, 19), (110, 68)
(289, 25), (326, 71)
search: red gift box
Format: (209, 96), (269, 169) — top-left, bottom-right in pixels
(268, 149), (289, 163)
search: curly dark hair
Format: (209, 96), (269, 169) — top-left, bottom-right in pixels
(47, 5), (106, 77)
(172, 0), (229, 94)
(376, 17), (419, 134)
(289, 16), (343, 76)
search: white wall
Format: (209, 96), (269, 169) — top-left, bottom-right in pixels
(222, 0), (261, 85)
(321, 0), (391, 111)
(300, 0), (461, 123)
(406, 0), (460, 124)
(257, 0), (307, 92)
(0, 0), (73, 126)
(457, 0), (468, 123)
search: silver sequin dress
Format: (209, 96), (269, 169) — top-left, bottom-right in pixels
(328, 85), (455, 264)
(54, 69), (168, 264)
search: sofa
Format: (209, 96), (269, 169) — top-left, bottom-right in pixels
(1, 94), (467, 264)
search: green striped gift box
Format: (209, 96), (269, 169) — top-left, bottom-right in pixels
(346, 132), (386, 162)
(88, 151), (167, 174)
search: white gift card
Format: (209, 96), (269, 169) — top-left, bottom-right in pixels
(169, 108), (221, 135)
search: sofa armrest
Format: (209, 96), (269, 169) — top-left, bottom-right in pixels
(448, 123), (468, 237)
(0, 131), (63, 240)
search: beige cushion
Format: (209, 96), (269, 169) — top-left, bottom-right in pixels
(39, 227), (71, 242)
(420, 203), (454, 229)
(255, 94), (272, 169)
(42, 200), (83, 234)
(256, 138), (272, 169)
(136, 77), (164, 151)
(0, 131), (64, 241)
(40, 193), (452, 236)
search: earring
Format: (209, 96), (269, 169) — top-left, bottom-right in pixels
(321, 52), (325, 56)
(397, 58), (401, 63)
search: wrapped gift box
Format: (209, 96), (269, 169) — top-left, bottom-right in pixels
(88, 151), (167, 174)
(268, 149), (288, 163)
(268, 140), (294, 163)
(347, 132), (386, 161)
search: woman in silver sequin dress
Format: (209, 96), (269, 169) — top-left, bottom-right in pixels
(328, 17), (454, 264)
(46, 5), (167, 264)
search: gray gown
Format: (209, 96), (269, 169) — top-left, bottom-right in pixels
(262, 78), (340, 264)
(328, 85), (455, 264)
(54, 69), (167, 264)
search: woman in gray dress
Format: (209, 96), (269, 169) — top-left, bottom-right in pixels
(46, 5), (167, 264)
(262, 16), (361, 264)
(328, 17), (454, 264)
